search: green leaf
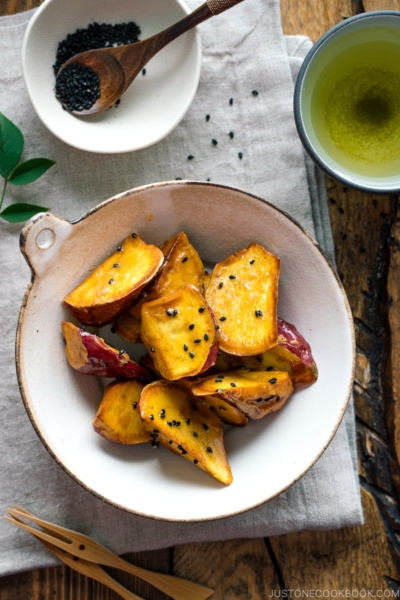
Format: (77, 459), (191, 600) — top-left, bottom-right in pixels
(0, 112), (24, 179)
(0, 202), (49, 222)
(8, 158), (56, 186)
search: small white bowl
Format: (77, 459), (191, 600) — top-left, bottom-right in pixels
(17, 182), (354, 522)
(22, 0), (201, 154)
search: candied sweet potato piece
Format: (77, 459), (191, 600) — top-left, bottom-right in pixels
(210, 318), (318, 385)
(191, 369), (293, 420)
(276, 318), (318, 384)
(130, 232), (205, 320)
(93, 380), (151, 444)
(64, 233), (164, 326)
(139, 380), (232, 485)
(202, 394), (248, 427)
(205, 243), (280, 356)
(61, 321), (151, 381)
(140, 285), (219, 380)
(113, 309), (142, 343)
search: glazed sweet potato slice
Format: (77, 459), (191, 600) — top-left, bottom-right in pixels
(205, 243), (280, 356)
(210, 318), (318, 385)
(191, 369), (293, 419)
(276, 318), (318, 384)
(139, 380), (232, 485)
(202, 395), (248, 427)
(129, 232), (205, 320)
(113, 309), (142, 343)
(93, 380), (151, 444)
(64, 232), (164, 326)
(61, 321), (151, 381)
(140, 285), (219, 380)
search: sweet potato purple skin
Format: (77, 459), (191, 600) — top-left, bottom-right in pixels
(277, 318), (318, 384)
(61, 321), (152, 381)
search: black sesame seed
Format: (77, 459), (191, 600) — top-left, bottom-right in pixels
(229, 131), (234, 138)
(255, 310), (263, 317)
(189, 324), (195, 330)
(160, 414), (165, 419)
(182, 256), (188, 263)
(199, 307), (205, 313)
(219, 282), (224, 289)
(184, 344), (188, 351)
(177, 444), (183, 450)
(193, 431), (199, 438)
(212, 138), (218, 146)
(250, 259), (255, 264)
(150, 347), (155, 353)
(189, 351), (195, 358)
(149, 414), (154, 420)
(142, 68), (146, 75)
(194, 338), (201, 343)
(119, 349), (125, 355)
(252, 90), (259, 96)
(113, 263), (120, 268)
(133, 402), (137, 409)
(153, 429), (159, 433)
(188, 155), (194, 160)
(203, 424), (209, 431)
(109, 279), (114, 284)
(169, 440), (173, 444)
(256, 397), (263, 403)
(172, 420), (177, 426)
(117, 246), (122, 251)
(53, 21), (141, 77)
(175, 177), (182, 180)
(181, 449), (187, 455)
(229, 98), (233, 105)
(215, 379), (222, 383)
(173, 309), (178, 317)
(194, 459), (199, 464)
(186, 418), (191, 425)
(204, 333), (209, 341)
(166, 308), (174, 316)
(269, 378), (277, 384)
(206, 114), (210, 121)
(206, 447), (213, 453)
(265, 395), (274, 401)
(219, 316), (226, 321)
(167, 421), (172, 426)
(215, 325), (220, 330)
(266, 366), (274, 371)
(276, 396), (280, 402)
(238, 152), (243, 159)
(217, 351), (221, 355)
(132, 233), (137, 238)
(230, 382), (236, 387)
(176, 421), (181, 426)
(229, 275), (236, 279)
(79, 326), (85, 330)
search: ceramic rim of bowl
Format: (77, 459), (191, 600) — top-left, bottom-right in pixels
(293, 10), (400, 195)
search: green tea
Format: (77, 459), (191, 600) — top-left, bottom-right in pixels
(310, 28), (400, 177)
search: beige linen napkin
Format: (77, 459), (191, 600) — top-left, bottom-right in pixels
(0, 0), (362, 576)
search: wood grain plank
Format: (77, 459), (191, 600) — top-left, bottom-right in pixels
(174, 538), (280, 599)
(270, 488), (400, 592)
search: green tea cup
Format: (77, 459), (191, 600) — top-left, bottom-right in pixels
(294, 11), (400, 194)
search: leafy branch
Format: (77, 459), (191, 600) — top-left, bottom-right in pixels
(0, 111), (55, 223)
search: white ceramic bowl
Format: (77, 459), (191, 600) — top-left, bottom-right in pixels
(22, 0), (201, 153)
(17, 182), (354, 522)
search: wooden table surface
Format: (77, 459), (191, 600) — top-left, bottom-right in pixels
(2, 0), (400, 597)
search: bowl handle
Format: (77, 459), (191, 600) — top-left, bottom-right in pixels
(20, 212), (73, 277)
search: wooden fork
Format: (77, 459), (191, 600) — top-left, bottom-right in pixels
(6, 506), (214, 600)
(7, 509), (144, 600)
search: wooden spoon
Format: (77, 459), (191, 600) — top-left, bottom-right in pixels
(56, 0), (245, 116)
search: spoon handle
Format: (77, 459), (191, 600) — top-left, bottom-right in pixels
(207, 0), (246, 15)
(116, 0), (245, 87)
